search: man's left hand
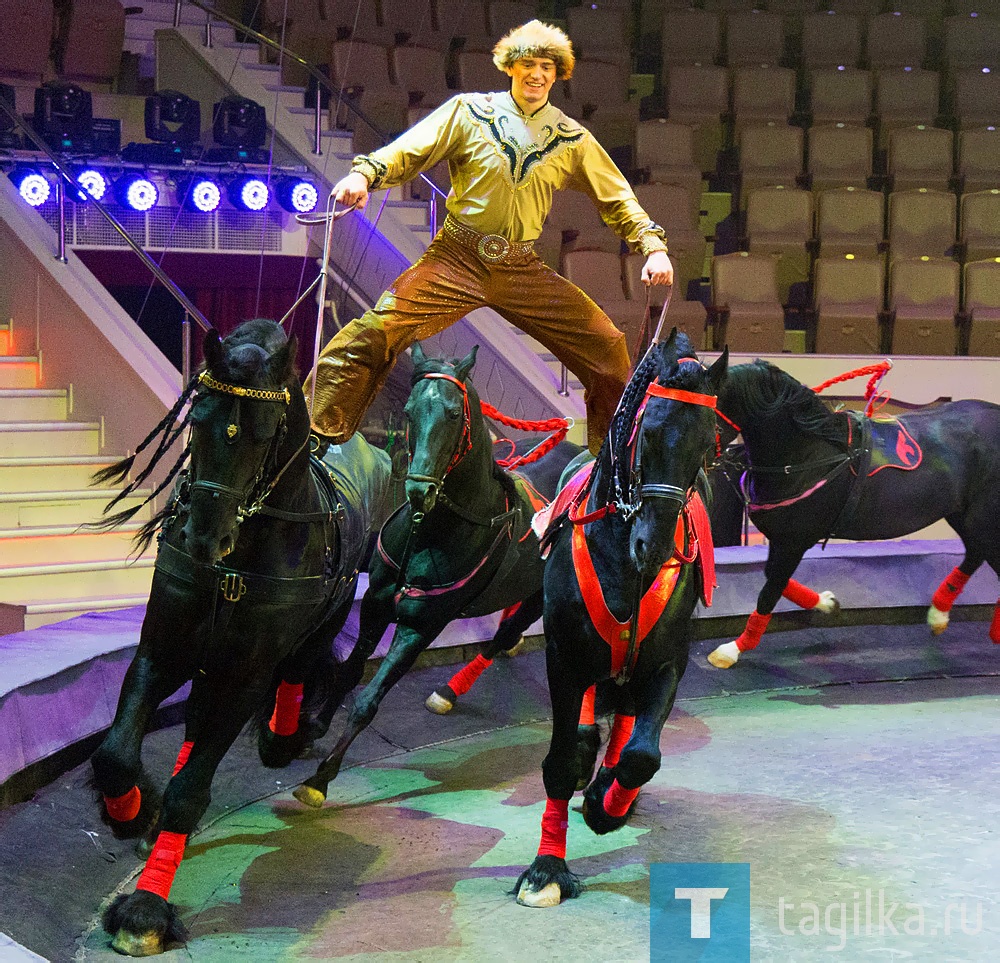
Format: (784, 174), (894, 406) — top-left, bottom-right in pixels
(641, 251), (674, 286)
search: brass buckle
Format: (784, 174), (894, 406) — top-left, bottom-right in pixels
(477, 233), (511, 263)
(219, 572), (247, 603)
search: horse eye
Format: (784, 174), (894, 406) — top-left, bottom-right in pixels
(446, 407), (462, 420)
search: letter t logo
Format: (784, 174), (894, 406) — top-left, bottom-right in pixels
(674, 887), (730, 938)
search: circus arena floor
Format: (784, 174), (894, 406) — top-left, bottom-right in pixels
(1, 612), (999, 962)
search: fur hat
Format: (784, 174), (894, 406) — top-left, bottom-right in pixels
(492, 20), (575, 80)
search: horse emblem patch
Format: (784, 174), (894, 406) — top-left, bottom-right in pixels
(868, 417), (923, 475)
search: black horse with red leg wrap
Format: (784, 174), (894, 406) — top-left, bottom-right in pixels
(89, 320), (391, 955)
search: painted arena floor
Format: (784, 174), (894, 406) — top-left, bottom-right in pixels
(2, 619), (999, 962)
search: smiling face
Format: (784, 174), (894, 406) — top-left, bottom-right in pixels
(505, 56), (557, 113)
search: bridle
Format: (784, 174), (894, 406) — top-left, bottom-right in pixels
(189, 370), (309, 528)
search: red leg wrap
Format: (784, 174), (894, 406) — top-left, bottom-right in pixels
(537, 798), (569, 859)
(500, 602), (521, 621)
(172, 741), (194, 777)
(991, 600), (1000, 645)
(578, 685), (596, 727)
(135, 831), (187, 901)
(269, 681), (304, 737)
(104, 786), (141, 823)
(735, 610), (772, 652)
(448, 654), (493, 697)
(782, 579), (820, 609)
(602, 714), (635, 769)
(931, 567), (972, 613)
(603, 779), (641, 818)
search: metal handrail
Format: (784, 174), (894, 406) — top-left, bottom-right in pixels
(176, 0), (448, 226)
(0, 96), (211, 384)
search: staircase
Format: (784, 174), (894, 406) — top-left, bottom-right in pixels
(0, 318), (155, 632)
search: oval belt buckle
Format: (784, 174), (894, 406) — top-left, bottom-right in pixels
(477, 233), (510, 263)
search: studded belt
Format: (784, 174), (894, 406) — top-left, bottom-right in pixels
(442, 215), (535, 265)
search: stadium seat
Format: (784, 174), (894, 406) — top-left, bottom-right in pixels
(887, 126), (954, 192)
(957, 127), (1000, 193)
(745, 186), (815, 304)
(566, 5), (630, 67)
(0, 0), (55, 82)
(727, 11), (786, 68)
(739, 123), (805, 203)
(392, 45), (452, 110)
(664, 64), (729, 172)
(950, 68), (1000, 129)
(808, 67), (874, 127)
(887, 188), (958, 259)
(624, 253), (709, 350)
(888, 256), (960, 354)
(488, 2), (538, 40)
(710, 251), (787, 353)
(873, 67), (940, 148)
(801, 12), (862, 69)
(960, 190), (1000, 262)
(866, 12), (927, 69)
(813, 255), (886, 354)
(634, 121), (703, 200)
(816, 187), (885, 259)
(380, 0), (444, 48)
(330, 41), (409, 136)
(60, 0), (125, 85)
(731, 66), (797, 137)
(964, 257), (1000, 356)
(661, 9), (721, 68)
(943, 14), (1000, 72)
(807, 123), (873, 192)
(435, 0), (492, 52)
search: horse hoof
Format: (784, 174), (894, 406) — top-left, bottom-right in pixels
(111, 930), (164, 957)
(707, 641), (740, 668)
(425, 691), (454, 714)
(292, 784), (326, 808)
(516, 881), (562, 908)
(927, 606), (949, 636)
(500, 636), (526, 658)
(815, 591), (839, 615)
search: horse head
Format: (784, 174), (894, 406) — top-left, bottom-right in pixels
(622, 332), (729, 576)
(403, 343), (479, 519)
(181, 320), (300, 564)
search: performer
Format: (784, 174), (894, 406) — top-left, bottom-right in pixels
(308, 20), (673, 455)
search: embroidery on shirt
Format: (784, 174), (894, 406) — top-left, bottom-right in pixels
(467, 101), (585, 184)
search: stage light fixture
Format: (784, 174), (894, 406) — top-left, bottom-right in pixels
(76, 167), (108, 201)
(9, 167), (51, 207)
(276, 177), (319, 213)
(145, 90), (201, 145)
(179, 176), (222, 213)
(32, 81), (93, 150)
(114, 172), (159, 211)
(227, 175), (269, 212)
(213, 95), (267, 149)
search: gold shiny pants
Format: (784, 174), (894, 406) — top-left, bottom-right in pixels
(307, 229), (630, 455)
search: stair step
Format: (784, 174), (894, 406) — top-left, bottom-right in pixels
(242, 62), (281, 74)
(0, 523), (152, 565)
(0, 388), (69, 421)
(23, 595), (149, 631)
(0, 456), (117, 493)
(0, 358), (40, 389)
(0, 422), (101, 457)
(0, 558), (156, 604)
(386, 201), (429, 227)
(0, 488), (152, 528)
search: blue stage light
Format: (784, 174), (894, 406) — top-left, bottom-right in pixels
(227, 175), (269, 211)
(114, 173), (158, 211)
(10, 167), (51, 207)
(76, 168), (108, 201)
(179, 176), (222, 212)
(276, 177), (319, 213)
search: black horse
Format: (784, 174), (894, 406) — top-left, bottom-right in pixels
(707, 360), (1000, 668)
(514, 330), (728, 906)
(89, 319), (391, 955)
(292, 343), (582, 807)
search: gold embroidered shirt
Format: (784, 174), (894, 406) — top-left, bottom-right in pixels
(352, 92), (668, 255)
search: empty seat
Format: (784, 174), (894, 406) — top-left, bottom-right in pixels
(951, 69), (1000, 129)
(435, 0), (492, 52)
(634, 121), (703, 199)
(326, 0), (394, 44)
(661, 9), (721, 67)
(964, 257), (1000, 356)
(561, 250), (649, 354)
(330, 41), (409, 136)
(874, 67), (940, 147)
(392, 45), (452, 110)
(566, 6), (629, 66)
(801, 12), (862, 69)
(664, 64), (729, 171)
(634, 183), (708, 297)
(710, 252), (787, 353)
(958, 128), (1000, 193)
(566, 59), (632, 114)
(380, 0), (442, 47)
(961, 190), (1000, 261)
(745, 186), (815, 303)
(888, 125), (954, 191)
(807, 123), (873, 192)
(0, 1), (55, 81)
(866, 12), (927, 69)
(943, 14), (1000, 72)
(624, 253), (709, 349)
(731, 66), (797, 136)
(816, 186), (885, 258)
(727, 11), (786, 68)
(809, 68), (874, 126)
(888, 256), (960, 354)
(814, 255), (886, 354)
(454, 50), (503, 93)
(548, 189), (619, 255)
(739, 123), (805, 202)
(60, 0), (125, 85)
(887, 188), (957, 258)
(488, 2), (538, 39)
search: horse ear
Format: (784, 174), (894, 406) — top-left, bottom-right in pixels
(410, 342), (427, 367)
(455, 344), (479, 382)
(708, 347), (729, 391)
(203, 328), (222, 369)
(267, 335), (296, 382)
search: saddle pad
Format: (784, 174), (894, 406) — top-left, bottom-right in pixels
(531, 461), (595, 543)
(867, 417), (923, 476)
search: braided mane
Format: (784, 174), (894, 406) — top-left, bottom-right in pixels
(724, 360), (849, 449)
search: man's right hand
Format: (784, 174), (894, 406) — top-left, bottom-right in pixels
(332, 171), (370, 210)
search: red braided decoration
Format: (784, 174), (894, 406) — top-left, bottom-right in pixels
(480, 400), (571, 469)
(812, 361), (893, 417)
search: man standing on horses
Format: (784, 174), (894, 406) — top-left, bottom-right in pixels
(308, 19), (674, 456)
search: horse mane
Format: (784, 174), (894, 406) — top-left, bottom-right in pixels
(89, 318), (295, 552)
(724, 360), (850, 450)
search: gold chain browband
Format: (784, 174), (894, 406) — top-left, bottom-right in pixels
(199, 370), (291, 405)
